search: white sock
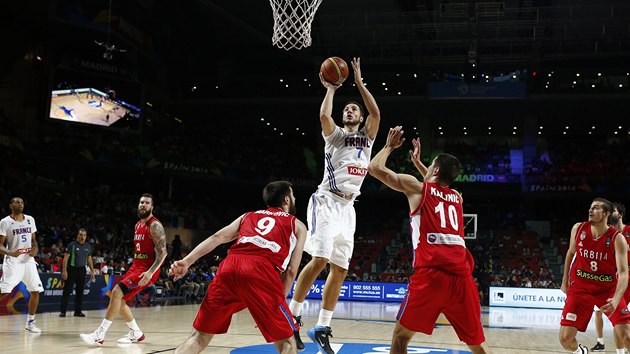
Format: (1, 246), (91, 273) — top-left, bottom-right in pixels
(27, 314), (35, 322)
(616, 349), (625, 354)
(127, 319), (141, 331)
(598, 337), (605, 344)
(99, 319), (112, 333)
(289, 300), (303, 317)
(316, 309), (334, 327)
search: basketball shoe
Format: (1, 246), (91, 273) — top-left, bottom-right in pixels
(307, 325), (334, 354)
(293, 315), (305, 351)
(25, 319), (41, 333)
(80, 329), (105, 346)
(590, 341), (604, 352)
(578, 343), (589, 353)
(117, 329), (145, 344)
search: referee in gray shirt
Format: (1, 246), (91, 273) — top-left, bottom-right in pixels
(59, 228), (95, 317)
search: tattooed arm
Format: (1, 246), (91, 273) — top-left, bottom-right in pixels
(139, 220), (168, 287)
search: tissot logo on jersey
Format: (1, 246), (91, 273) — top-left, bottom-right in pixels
(344, 136), (370, 148)
(430, 187), (460, 203)
(12, 227), (32, 235)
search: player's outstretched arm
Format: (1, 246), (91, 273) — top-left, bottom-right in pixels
(368, 126), (423, 194)
(280, 220), (307, 296)
(169, 214), (243, 281)
(319, 73), (339, 136)
(409, 138), (428, 178)
(352, 57), (381, 139)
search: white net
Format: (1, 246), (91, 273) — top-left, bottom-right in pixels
(269, 0), (323, 50)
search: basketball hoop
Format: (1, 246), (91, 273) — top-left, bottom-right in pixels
(269, 0), (323, 50)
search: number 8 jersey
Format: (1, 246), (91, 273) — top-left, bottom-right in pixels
(569, 221), (619, 295)
(410, 182), (472, 276)
(229, 207), (298, 272)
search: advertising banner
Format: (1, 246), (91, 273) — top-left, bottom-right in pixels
(289, 280), (408, 303)
(489, 286), (566, 309)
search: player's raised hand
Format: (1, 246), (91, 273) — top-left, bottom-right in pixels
(351, 57), (362, 85)
(385, 126), (405, 150)
(169, 259), (190, 281)
(409, 138), (422, 165)
(319, 73), (341, 90)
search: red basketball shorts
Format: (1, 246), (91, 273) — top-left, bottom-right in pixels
(562, 288), (630, 332)
(396, 267), (486, 346)
(118, 266), (160, 301)
(193, 255), (298, 342)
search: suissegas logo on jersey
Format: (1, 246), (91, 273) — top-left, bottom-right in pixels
(232, 343), (470, 353)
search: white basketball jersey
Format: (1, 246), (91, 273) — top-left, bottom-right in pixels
(0, 214), (38, 264)
(317, 126), (374, 199)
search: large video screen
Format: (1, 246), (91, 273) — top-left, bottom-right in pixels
(48, 68), (142, 130)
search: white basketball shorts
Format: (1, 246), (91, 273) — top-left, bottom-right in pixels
(0, 259), (44, 293)
(305, 192), (356, 270)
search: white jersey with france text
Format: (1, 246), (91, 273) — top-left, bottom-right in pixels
(0, 215), (38, 264)
(317, 126), (374, 199)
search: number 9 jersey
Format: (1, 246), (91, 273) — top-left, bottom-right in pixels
(229, 207), (298, 272)
(410, 182), (472, 276)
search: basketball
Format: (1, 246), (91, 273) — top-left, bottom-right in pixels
(320, 57), (349, 85)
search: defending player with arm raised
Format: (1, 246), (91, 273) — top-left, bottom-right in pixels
(368, 126), (491, 354)
(170, 181), (307, 354)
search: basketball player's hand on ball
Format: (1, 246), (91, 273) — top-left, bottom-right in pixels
(601, 297), (620, 314)
(319, 73), (341, 90)
(169, 260), (190, 281)
(385, 126), (405, 150)
(351, 57), (362, 85)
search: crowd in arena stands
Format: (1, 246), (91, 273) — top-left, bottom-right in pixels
(443, 141), (514, 177)
(525, 138), (630, 192)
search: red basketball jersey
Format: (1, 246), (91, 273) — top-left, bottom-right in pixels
(569, 222), (619, 295)
(410, 182), (472, 276)
(229, 208), (297, 272)
(132, 215), (159, 269)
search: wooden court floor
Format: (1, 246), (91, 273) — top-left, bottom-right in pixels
(0, 299), (612, 353)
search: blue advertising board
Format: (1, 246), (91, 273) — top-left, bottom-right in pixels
(288, 280), (407, 303)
